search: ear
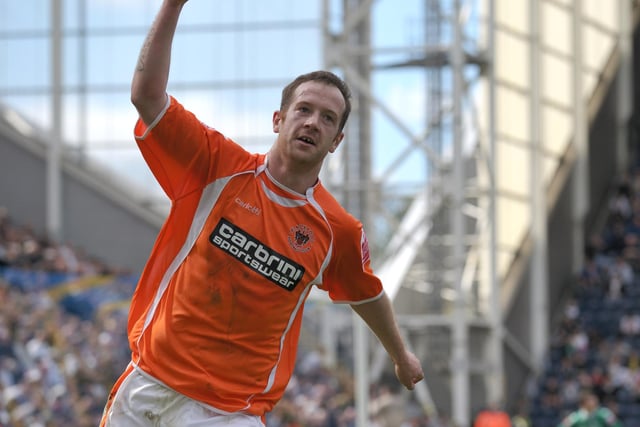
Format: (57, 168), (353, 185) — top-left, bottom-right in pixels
(329, 132), (344, 153)
(272, 111), (281, 133)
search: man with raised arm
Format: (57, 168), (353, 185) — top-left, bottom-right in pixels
(100, 1), (424, 426)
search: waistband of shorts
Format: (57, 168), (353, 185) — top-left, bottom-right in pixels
(131, 363), (239, 417)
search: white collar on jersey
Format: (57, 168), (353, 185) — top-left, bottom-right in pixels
(260, 155), (319, 200)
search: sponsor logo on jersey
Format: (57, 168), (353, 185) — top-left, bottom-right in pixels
(210, 218), (305, 291)
(287, 224), (314, 253)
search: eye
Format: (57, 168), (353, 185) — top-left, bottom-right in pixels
(323, 113), (336, 123)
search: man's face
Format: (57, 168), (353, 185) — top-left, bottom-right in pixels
(585, 395), (598, 412)
(272, 81), (345, 168)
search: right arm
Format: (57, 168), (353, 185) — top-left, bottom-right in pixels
(131, 0), (188, 125)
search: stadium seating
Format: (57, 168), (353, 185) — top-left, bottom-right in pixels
(5, 174), (640, 426)
(0, 206), (435, 426)
(528, 173), (640, 427)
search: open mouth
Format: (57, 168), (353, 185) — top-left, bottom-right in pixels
(297, 136), (315, 145)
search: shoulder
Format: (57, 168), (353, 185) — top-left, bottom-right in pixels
(313, 185), (360, 230)
(596, 407), (618, 424)
(559, 411), (580, 427)
(313, 186), (373, 268)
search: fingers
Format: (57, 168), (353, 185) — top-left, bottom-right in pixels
(394, 351), (424, 390)
(396, 367), (424, 390)
(406, 373), (424, 390)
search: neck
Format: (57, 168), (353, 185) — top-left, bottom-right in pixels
(266, 152), (320, 195)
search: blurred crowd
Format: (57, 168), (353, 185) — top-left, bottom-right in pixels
(0, 205), (442, 426)
(6, 161), (640, 427)
(0, 280), (129, 427)
(10, 162), (640, 427)
(530, 169), (640, 426)
(0, 207), (130, 426)
(0, 208), (112, 277)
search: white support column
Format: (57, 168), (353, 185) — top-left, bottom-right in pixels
(341, 2), (373, 425)
(48, 0), (63, 242)
(450, 1), (470, 425)
(353, 313), (369, 427)
(529, 0), (549, 374)
(485, 0), (504, 406)
(617, 0), (633, 175)
(572, 0), (588, 274)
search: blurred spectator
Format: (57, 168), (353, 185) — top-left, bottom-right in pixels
(557, 390), (621, 427)
(473, 402), (511, 427)
(609, 181), (633, 222)
(602, 217), (628, 257)
(619, 311), (640, 336)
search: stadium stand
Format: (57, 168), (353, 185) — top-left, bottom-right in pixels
(6, 172), (640, 426)
(0, 207), (132, 426)
(7, 172), (640, 426)
(7, 179), (640, 427)
(0, 204), (442, 426)
(2, 141), (639, 426)
(528, 169), (640, 427)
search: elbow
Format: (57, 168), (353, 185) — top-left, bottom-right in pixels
(130, 92), (149, 121)
(130, 78), (163, 108)
(130, 89), (141, 108)
(130, 85), (166, 123)
(130, 85), (146, 111)
(130, 86), (154, 110)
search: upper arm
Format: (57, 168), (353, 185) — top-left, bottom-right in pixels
(132, 92), (169, 127)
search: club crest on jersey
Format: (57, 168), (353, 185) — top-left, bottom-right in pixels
(288, 224), (314, 253)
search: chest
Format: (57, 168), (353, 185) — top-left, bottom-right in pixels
(192, 175), (333, 292)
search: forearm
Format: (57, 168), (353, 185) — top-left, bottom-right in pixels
(351, 293), (424, 389)
(131, 0), (187, 124)
(350, 294), (409, 364)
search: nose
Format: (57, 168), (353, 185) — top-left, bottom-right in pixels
(304, 112), (320, 128)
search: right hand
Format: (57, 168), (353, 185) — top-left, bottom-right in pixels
(394, 350), (424, 390)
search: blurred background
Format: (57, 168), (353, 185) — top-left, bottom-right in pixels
(1, 0), (639, 426)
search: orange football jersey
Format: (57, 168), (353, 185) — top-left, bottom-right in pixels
(123, 96), (383, 416)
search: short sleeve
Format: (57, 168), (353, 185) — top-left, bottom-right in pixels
(133, 96), (239, 200)
(321, 221), (384, 304)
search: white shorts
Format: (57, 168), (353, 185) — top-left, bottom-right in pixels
(103, 368), (265, 427)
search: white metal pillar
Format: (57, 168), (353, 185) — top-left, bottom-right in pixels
(617, 0), (633, 175)
(450, 1), (470, 425)
(48, 0), (63, 241)
(572, 0), (588, 274)
(484, 0), (504, 406)
(341, 2), (373, 425)
(529, 0), (549, 374)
